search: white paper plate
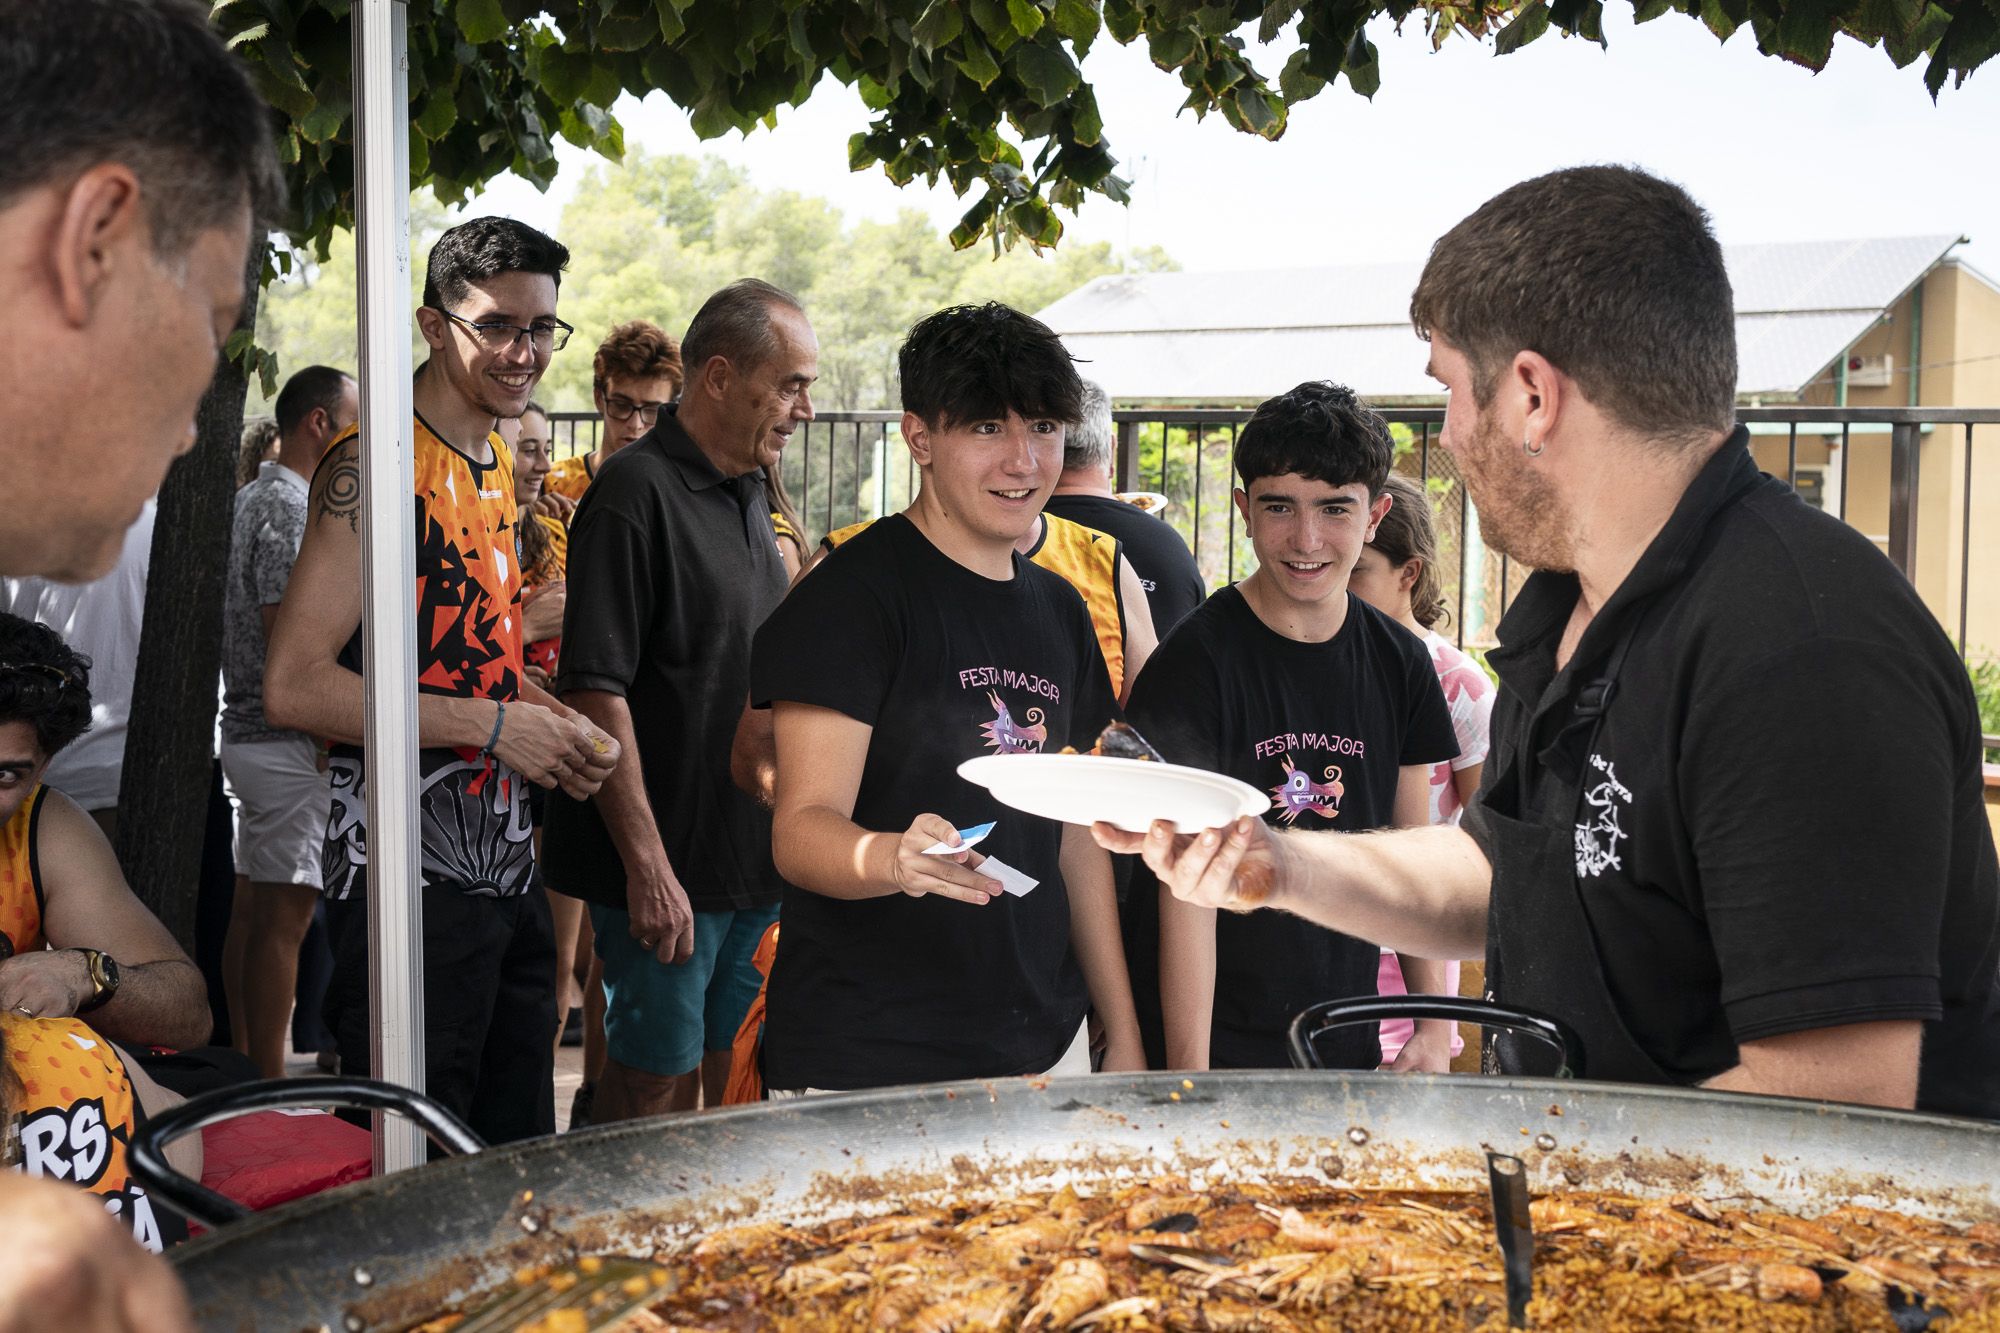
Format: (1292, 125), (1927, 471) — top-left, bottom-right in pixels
(957, 753), (1269, 834)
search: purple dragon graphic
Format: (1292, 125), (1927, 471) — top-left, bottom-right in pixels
(1270, 756), (1344, 823)
(980, 690), (1048, 754)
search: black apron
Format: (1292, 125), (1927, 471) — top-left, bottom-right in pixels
(1478, 470), (1764, 1085)
(1477, 618), (1673, 1084)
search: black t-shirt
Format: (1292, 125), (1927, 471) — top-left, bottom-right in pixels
(1468, 433), (2000, 1119)
(1125, 585), (1458, 1069)
(1045, 492), (1207, 635)
(540, 408), (788, 913)
(750, 515), (1121, 1090)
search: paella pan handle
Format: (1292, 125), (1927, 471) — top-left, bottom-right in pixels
(128, 1076), (488, 1230)
(1286, 996), (1585, 1078)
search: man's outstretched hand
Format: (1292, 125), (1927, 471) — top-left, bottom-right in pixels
(1091, 815), (1285, 913)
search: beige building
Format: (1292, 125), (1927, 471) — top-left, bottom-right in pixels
(1040, 237), (2000, 661)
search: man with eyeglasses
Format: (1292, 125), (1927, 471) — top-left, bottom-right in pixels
(542, 279), (814, 1122)
(265, 217), (621, 1144)
(538, 320), (684, 522)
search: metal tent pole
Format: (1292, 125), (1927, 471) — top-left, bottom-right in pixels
(353, 0), (426, 1173)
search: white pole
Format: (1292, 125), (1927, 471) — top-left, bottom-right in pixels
(352, 0), (427, 1173)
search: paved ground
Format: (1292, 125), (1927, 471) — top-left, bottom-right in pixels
(279, 1022), (590, 1131)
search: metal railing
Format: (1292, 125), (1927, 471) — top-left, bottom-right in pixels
(548, 406), (2000, 663)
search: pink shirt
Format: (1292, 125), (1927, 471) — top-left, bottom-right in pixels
(1379, 628), (1496, 1062)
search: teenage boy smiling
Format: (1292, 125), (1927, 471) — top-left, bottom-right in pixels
(1125, 382), (1458, 1072)
(750, 303), (1144, 1092)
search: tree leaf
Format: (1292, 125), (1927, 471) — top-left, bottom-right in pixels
(1053, 0), (1101, 47)
(224, 20), (270, 49)
(538, 44), (593, 106)
(595, 14), (657, 49)
(1009, 0), (1049, 36)
(1103, 0), (1142, 42)
(956, 39), (1005, 87)
(1631, 0), (1675, 22)
(1148, 26), (1199, 67)
(1278, 46), (1327, 99)
(1494, 0), (1551, 52)
(1342, 32), (1381, 95)
(1259, 0), (1306, 43)
(1013, 39), (1082, 103)
(1547, 0), (1606, 43)
(1768, 0), (1839, 67)
(300, 90), (351, 145)
(416, 88), (458, 140)
(454, 0), (508, 44)
(913, 0), (965, 51)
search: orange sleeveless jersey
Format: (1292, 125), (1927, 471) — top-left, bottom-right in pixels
(0, 786), (47, 957)
(543, 453), (595, 509)
(823, 512), (1127, 696)
(523, 512), (568, 678)
(1, 1013), (172, 1249)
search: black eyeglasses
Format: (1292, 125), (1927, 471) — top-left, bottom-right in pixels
(601, 394), (671, 426)
(436, 308), (574, 355)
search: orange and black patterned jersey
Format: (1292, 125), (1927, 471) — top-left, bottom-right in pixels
(824, 512), (1128, 696)
(543, 453), (595, 510)
(320, 416), (535, 900)
(3, 1013), (182, 1251)
(0, 786), (46, 958)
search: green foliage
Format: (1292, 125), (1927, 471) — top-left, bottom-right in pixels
(210, 0), (1993, 279)
(1969, 653), (2000, 762)
(251, 149), (1176, 414)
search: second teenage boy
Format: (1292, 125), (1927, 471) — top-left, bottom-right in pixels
(751, 303), (1144, 1092)
(1127, 382), (1459, 1072)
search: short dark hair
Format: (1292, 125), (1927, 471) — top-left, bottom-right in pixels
(1234, 381), (1393, 495)
(274, 365), (353, 438)
(1410, 166), (1737, 445)
(0, 614), (93, 758)
(421, 217), (571, 312)
(681, 279), (805, 379)
(0, 0), (285, 255)
(593, 320), (684, 394)
(899, 303), (1083, 430)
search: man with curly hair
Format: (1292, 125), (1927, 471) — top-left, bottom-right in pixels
(539, 319), (685, 518)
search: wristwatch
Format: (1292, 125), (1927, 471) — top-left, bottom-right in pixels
(74, 948), (121, 1013)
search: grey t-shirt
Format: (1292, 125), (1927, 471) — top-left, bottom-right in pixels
(220, 461), (310, 744)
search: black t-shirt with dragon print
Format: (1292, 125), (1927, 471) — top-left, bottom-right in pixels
(750, 515), (1121, 1091)
(1124, 585), (1457, 1070)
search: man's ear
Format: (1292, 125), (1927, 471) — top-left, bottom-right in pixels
(902, 411), (933, 467)
(50, 163), (146, 328)
(1363, 491), (1394, 541)
(694, 354), (732, 402)
(1232, 486), (1251, 527)
(414, 306), (449, 353)
(1510, 349), (1566, 456)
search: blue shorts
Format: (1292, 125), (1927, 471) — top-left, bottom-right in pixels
(589, 902), (779, 1077)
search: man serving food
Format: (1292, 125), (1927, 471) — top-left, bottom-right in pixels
(1097, 166), (2000, 1118)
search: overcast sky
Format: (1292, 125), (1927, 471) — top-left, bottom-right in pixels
(470, 11), (2000, 279)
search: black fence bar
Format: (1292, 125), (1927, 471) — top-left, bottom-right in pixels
(544, 405), (2000, 663)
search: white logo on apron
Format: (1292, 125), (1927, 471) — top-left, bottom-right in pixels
(1575, 754), (1632, 878)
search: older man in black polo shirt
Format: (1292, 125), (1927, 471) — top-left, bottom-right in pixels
(543, 279), (817, 1122)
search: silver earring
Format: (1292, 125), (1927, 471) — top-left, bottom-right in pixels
(1524, 435), (1545, 457)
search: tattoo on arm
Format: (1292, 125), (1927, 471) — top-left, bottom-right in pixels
(317, 451), (361, 533)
